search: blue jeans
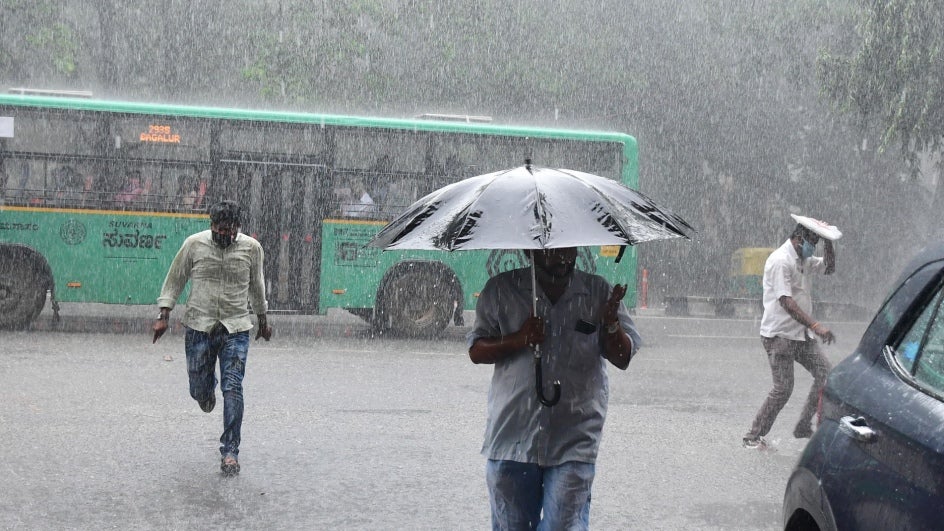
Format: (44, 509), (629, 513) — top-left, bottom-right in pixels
(185, 325), (250, 459)
(486, 460), (595, 531)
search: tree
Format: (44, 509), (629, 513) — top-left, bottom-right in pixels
(820, 0), (944, 237)
(239, 1), (394, 111)
(0, 0), (82, 86)
(0, 0), (922, 305)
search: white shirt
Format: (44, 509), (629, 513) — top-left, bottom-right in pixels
(759, 239), (825, 340)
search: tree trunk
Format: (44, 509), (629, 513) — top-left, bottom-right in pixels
(96, 0), (118, 90)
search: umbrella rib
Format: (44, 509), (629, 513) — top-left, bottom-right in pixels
(571, 171), (693, 241)
(530, 167), (550, 248)
(439, 171), (511, 250)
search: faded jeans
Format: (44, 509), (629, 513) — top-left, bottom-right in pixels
(486, 459), (594, 531)
(746, 335), (832, 439)
(185, 325), (249, 458)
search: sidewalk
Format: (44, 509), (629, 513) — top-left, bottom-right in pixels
(27, 302), (870, 348)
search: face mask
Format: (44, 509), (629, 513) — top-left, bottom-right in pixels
(800, 239), (816, 260)
(533, 249), (577, 280)
(212, 230), (235, 248)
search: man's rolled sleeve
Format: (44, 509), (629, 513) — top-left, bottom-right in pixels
(768, 261), (793, 301)
(466, 278), (502, 350)
(247, 243), (268, 315)
(156, 241), (192, 309)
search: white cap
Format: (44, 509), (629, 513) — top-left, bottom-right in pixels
(790, 214), (842, 240)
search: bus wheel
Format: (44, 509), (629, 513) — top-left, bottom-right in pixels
(377, 263), (460, 338)
(0, 246), (50, 330)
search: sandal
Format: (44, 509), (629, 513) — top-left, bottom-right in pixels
(221, 455), (240, 476)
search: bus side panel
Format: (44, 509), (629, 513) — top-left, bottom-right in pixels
(0, 207), (205, 304)
(594, 245), (639, 308)
(318, 220), (638, 314)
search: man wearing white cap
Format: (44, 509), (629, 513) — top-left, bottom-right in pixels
(743, 215), (840, 449)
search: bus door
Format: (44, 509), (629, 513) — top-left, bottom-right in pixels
(218, 160), (326, 313)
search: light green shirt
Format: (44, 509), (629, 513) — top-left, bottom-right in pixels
(157, 229), (268, 333)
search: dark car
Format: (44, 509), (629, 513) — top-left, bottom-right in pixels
(783, 241), (944, 531)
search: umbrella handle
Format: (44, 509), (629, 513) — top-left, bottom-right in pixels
(530, 262), (559, 406)
(535, 354), (561, 407)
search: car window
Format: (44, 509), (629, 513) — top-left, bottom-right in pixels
(877, 264), (942, 333)
(896, 287), (944, 393)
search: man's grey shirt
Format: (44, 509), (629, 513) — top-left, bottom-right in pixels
(467, 267), (641, 466)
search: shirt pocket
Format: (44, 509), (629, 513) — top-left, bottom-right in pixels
(569, 319), (604, 371)
(222, 253), (251, 285)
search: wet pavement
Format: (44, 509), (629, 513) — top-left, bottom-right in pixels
(1, 306), (868, 530)
(27, 300), (869, 345)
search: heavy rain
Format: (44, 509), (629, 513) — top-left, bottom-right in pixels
(1, 1), (943, 529)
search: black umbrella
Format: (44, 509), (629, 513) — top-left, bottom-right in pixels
(368, 161), (693, 405)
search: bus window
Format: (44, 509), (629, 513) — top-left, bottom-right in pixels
(50, 164), (85, 206)
(531, 139), (622, 177)
(93, 163), (207, 213)
(427, 135), (509, 187)
(334, 130), (425, 173)
(113, 170), (145, 207)
(176, 173), (201, 212)
(143, 164), (198, 212)
(0, 157), (7, 202)
(3, 109), (99, 156)
(220, 123), (328, 159)
(10, 159), (43, 204)
(333, 185), (353, 216)
(0, 157), (100, 208)
(379, 178), (417, 216)
(339, 178), (377, 218)
(181, 169), (208, 212)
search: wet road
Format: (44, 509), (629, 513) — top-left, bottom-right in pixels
(0, 313), (867, 530)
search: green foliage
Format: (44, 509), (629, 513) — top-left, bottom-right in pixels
(0, 0), (81, 80)
(820, 0), (944, 162)
(25, 23), (78, 75)
(236, 1), (391, 109)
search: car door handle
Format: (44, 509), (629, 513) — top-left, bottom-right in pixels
(839, 416), (877, 443)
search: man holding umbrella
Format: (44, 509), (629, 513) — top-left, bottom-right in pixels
(367, 161), (690, 527)
(468, 247), (641, 530)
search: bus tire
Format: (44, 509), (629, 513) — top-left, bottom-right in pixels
(375, 262), (461, 338)
(0, 245), (52, 330)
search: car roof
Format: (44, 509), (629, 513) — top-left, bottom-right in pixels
(891, 241), (944, 288)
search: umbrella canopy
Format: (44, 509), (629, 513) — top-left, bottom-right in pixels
(367, 163), (693, 252)
(368, 162), (693, 407)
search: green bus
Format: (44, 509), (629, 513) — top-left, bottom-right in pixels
(0, 93), (639, 334)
